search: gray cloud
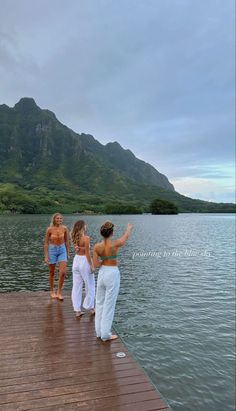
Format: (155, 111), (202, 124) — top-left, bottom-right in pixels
(0, 0), (235, 202)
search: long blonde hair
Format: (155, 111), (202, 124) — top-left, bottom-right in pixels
(71, 220), (85, 246)
(50, 213), (63, 227)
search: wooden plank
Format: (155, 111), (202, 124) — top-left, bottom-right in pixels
(0, 292), (170, 411)
(0, 386), (157, 411)
(0, 370), (144, 395)
(0, 363), (139, 388)
(33, 398), (169, 411)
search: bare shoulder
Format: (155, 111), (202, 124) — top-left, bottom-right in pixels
(114, 238), (121, 247)
(62, 225), (68, 231)
(94, 241), (102, 251)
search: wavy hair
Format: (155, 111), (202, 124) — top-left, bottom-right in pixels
(71, 220), (85, 246)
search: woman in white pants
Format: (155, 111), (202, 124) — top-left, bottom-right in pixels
(71, 220), (95, 317)
(93, 221), (132, 341)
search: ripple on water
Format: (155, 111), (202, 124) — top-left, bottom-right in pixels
(0, 213), (235, 411)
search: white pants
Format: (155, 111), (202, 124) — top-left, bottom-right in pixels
(95, 265), (120, 341)
(72, 255), (95, 312)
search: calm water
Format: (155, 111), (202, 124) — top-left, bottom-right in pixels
(0, 213), (235, 411)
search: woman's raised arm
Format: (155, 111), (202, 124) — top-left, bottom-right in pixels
(115, 223), (132, 248)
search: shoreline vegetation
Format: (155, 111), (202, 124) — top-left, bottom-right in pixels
(0, 184), (235, 215)
(0, 98), (235, 215)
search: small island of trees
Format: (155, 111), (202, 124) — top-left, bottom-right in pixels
(150, 199), (179, 214)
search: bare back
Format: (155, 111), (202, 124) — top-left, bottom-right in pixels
(95, 240), (119, 266)
(76, 235), (89, 256)
(93, 223), (132, 269)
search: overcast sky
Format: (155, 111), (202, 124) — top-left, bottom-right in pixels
(0, 0), (235, 202)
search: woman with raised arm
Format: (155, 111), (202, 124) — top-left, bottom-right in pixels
(71, 220), (95, 318)
(44, 213), (69, 300)
(93, 221), (132, 341)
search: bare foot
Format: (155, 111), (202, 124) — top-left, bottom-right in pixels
(102, 334), (118, 342)
(109, 334), (118, 341)
(57, 294), (64, 301)
(75, 311), (85, 318)
(50, 291), (57, 299)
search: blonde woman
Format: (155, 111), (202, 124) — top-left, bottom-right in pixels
(44, 213), (69, 300)
(71, 220), (95, 317)
(93, 221), (132, 341)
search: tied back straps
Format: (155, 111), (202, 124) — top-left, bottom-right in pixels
(100, 241), (117, 261)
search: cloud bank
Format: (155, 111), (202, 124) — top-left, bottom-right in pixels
(0, 0), (235, 202)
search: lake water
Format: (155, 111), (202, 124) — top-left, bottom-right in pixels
(0, 213), (235, 411)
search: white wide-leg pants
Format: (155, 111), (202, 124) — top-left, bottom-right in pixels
(72, 255), (95, 311)
(95, 265), (120, 341)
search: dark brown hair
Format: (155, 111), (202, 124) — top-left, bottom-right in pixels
(100, 221), (114, 238)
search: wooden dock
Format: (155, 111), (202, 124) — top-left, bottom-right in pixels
(0, 292), (170, 411)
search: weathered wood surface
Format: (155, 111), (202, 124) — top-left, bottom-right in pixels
(0, 292), (170, 410)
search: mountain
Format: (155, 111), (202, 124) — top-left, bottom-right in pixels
(0, 97), (174, 193)
(0, 97), (235, 214)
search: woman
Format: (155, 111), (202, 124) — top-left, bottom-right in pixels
(44, 213), (69, 300)
(71, 220), (95, 317)
(93, 221), (132, 341)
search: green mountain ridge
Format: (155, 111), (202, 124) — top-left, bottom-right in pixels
(0, 97), (235, 214)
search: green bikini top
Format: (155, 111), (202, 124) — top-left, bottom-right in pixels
(100, 242), (117, 261)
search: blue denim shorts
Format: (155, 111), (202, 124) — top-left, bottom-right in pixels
(48, 244), (67, 264)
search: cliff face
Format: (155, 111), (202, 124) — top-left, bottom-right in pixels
(0, 97), (175, 194)
(0, 98), (234, 214)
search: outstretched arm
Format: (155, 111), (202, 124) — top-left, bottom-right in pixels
(115, 223), (133, 248)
